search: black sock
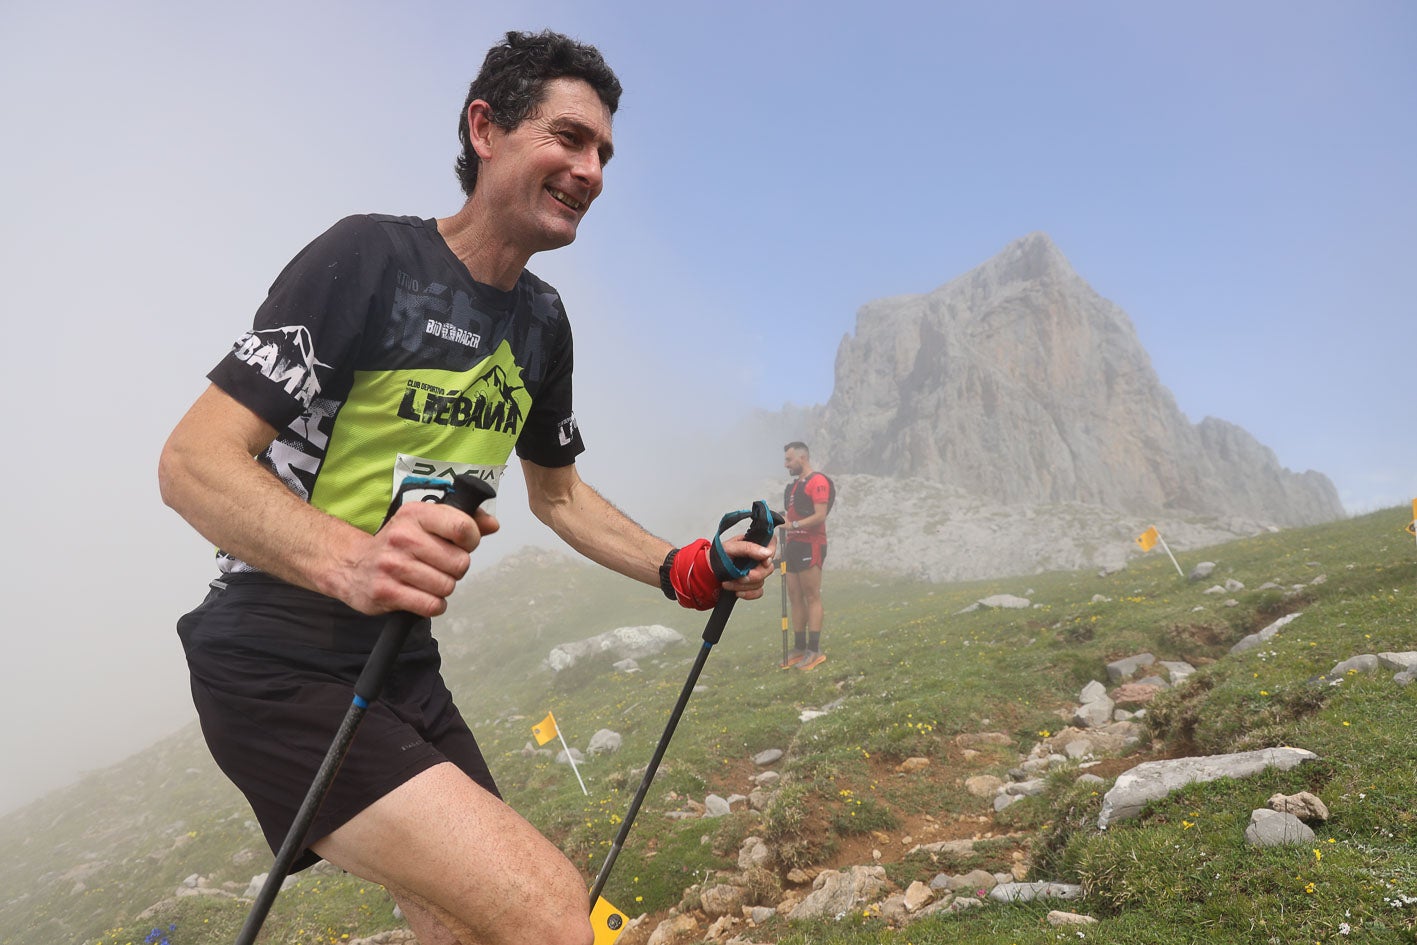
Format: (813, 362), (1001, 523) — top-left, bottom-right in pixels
(808, 632), (820, 653)
(794, 632), (807, 651)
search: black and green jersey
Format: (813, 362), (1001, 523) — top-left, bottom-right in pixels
(208, 214), (584, 574)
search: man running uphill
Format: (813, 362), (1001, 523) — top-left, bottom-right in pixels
(158, 31), (773, 945)
(781, 442), (834, 671)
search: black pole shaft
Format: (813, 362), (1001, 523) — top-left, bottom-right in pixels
(234, 614), (419, 945)
(589, 595), (736, 907)
(234, 474), (494, 944)
(234, 700), (368, 945)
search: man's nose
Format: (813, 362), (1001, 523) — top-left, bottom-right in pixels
(571, 148), (603, 195)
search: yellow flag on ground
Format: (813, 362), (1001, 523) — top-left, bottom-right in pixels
(590, 896), (627, 945)
(1136, 526), (1160, 552)
(532, 711), (559, 746)
(1409, 499), (1417, 535)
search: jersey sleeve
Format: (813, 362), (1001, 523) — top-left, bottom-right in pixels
(515, 303), (585, 467)
(207, 216), (389, 431)
(805, 474), (831, 506)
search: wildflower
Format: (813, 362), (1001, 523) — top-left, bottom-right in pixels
(1314, 848), (1321, 862)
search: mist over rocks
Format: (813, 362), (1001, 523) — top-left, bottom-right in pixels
(774, 472), (1277, 583)
(807, 233), (1342, 527)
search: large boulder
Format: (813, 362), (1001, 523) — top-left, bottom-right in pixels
(1098, 747), (1318, 828)
(547, 625), (686, 672)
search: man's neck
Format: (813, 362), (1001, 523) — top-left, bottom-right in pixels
(436, 199), (529, 291)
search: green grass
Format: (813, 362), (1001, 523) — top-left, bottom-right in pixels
(3, 508), (1415, 944)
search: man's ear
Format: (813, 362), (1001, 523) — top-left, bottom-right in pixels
(467, 100), (497, 160)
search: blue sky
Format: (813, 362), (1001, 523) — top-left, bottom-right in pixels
(1, 0), (1412, 811)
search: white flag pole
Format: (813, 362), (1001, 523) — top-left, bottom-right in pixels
(556, 727), (589, 795)
(1156, 533), (1185, 579)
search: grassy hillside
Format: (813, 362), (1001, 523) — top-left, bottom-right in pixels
(3, 508), (1414, 945)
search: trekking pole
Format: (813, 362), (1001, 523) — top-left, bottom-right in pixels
(779, 527), (789, 666)
(588, 500), (781, 913)
(234, 472), (496, 945)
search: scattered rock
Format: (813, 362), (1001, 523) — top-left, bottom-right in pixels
(700, 883), (746, 918)
(1378, 651), (1417, 671)
(896, 757), (930, 773)
(704, 794), (732, 817)
(903, 881), (934, 912)
(547, 625), (687, 672)
(1106, 653), (1155, 683)
(737, 837), (771, 870)
(753, 749), (784, 767)
(1267, 791), (1330, 822)
(1245, 809), (1316, 846)
(586, 729), (622, 755)
(965, 775), (1004, 798)
(1230, 612), (1302, 655)
(646, 911), (699, 945)
(1098, 747), (1319, 828)
(1111, 683), (1162, 708)
(1328, 654), (1380, 677)
(788, 866), (890, 920)
(1189, 562), (1216, 581)
(989, 881), (1082, 902)
(1047, 909), (1099, 926)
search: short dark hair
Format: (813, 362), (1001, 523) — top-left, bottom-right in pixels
(784, 442), (809, 455)
(455, 30), (623, 197)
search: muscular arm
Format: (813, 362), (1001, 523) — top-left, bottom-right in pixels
(158, 384), (491, 617)
(521, 458), (776, 597)
(521, 457), (670, 586)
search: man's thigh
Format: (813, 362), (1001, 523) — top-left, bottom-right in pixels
(313, 762), (590, 945)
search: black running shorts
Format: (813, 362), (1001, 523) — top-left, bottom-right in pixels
(177, 576), (498, 872)
(784, 539), (827, 573)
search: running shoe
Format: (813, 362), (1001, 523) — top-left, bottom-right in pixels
(798, 652), (827, 671)
(781, 650), (807, 669)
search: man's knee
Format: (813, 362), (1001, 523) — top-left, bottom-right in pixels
(510, 850), (592, 945)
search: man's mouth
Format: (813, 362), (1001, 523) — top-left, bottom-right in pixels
(547, 187), (584, 212)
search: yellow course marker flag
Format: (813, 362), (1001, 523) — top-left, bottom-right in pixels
(1135, 526), (1160, 552)
(532, 711), (558, 747)
(590, 896), (627, 945)
(1409, 499), (1417, 536)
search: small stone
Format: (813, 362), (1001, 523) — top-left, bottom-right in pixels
(1047, 910), (1099, 926)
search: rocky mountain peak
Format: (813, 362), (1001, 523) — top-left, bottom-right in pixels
(812, 235), (1342, 527)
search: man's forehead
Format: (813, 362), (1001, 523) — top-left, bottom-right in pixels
(535, 79), (612, 129)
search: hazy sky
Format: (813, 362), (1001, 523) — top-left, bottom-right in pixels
(1, 1), (1412, 813)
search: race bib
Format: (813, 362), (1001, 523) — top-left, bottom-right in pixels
(393, 453), (505, 515)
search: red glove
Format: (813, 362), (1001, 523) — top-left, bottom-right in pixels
(665, 538), (721, 610)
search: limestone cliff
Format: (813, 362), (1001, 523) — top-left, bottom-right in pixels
(812, 233), (1342, 527)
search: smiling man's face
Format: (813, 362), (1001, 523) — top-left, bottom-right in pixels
(474, 77), (615, 254)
